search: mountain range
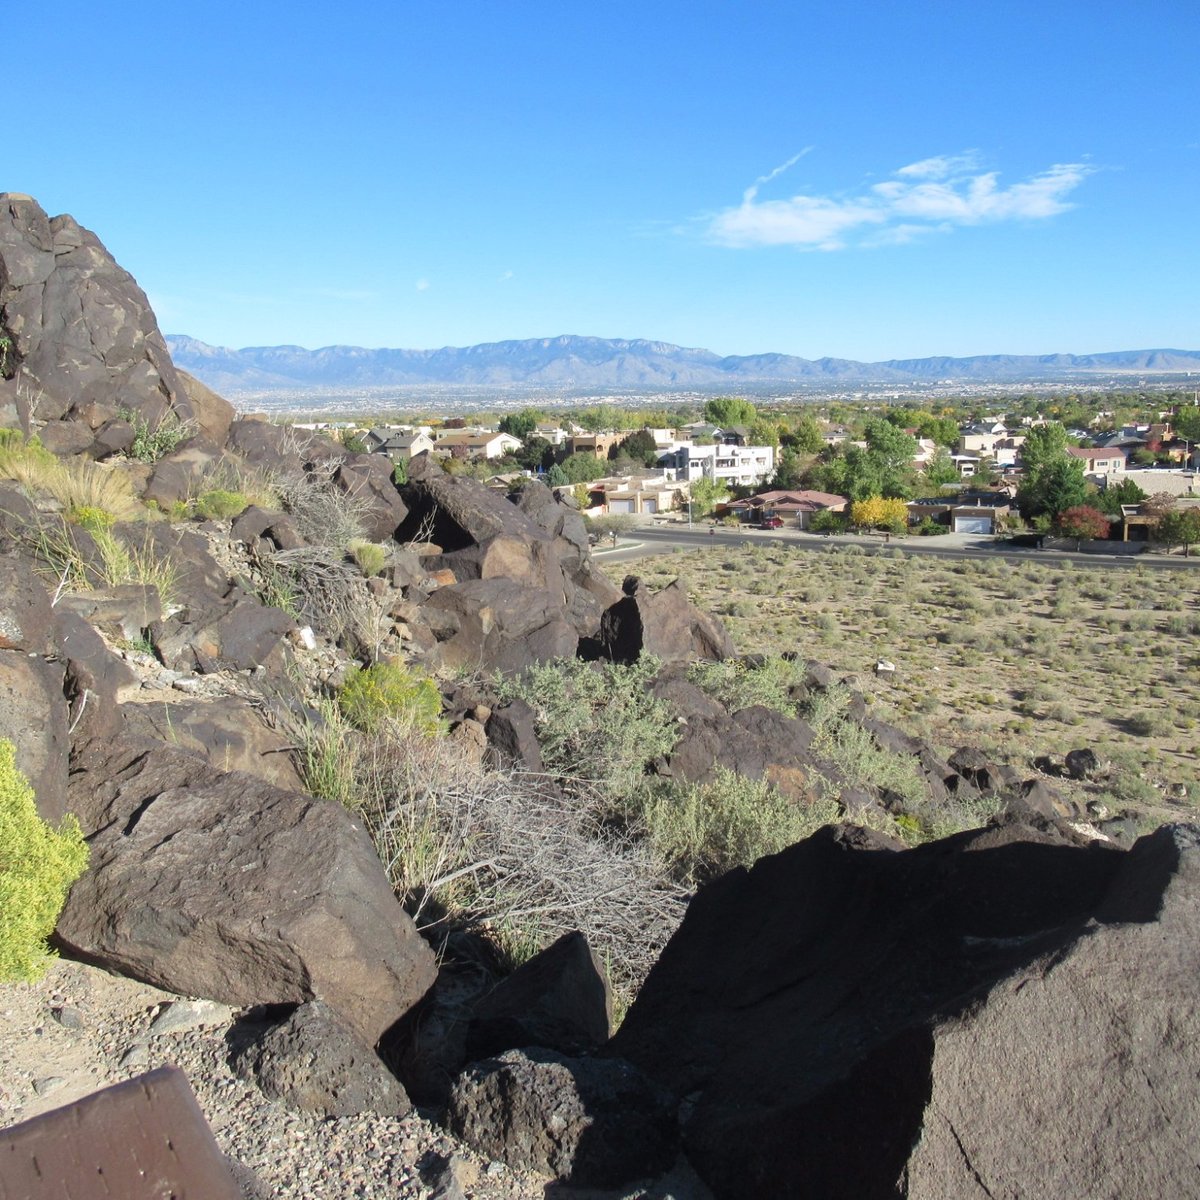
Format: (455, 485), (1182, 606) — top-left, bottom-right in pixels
(166, 334), (1200, 393)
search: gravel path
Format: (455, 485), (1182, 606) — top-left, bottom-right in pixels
(0, 959), (710, 1200)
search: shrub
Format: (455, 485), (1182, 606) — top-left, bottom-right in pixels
(688, 656), (806, 717)
(125, 410), (191, 463)
(66, 505), (117, 533)
(348, 538), (388, 577)
(638, 769), (839, 885)
(0, 739), (89, 982)
(496, 657), (676, 805)
(338, 661), (444, 735)
(194, 489), (249, 520)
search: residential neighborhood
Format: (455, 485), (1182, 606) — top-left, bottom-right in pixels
(298, 394), (1200, 554)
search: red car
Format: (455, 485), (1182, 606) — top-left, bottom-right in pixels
(759, 515), (784, 529)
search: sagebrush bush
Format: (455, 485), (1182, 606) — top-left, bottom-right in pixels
(339, 660), (444, 735)
(0, 739), (89, 983)
(688, 656), (805, 717)
(496, 656), (677, 804)
(637, 769), (839, 886)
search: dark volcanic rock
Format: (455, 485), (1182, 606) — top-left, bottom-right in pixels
(600, 577), (734, 665)
(232, 1001), (410, 1118)
(57, 735), (437, 1046)
(0, 194), (195, 427)
(611, 821), (1200, 1200)
(466, 931), (612, 1061)
(334, 453), (409, 542)
(446, 1048), (676, 1186)
(0, 650), (68, 823)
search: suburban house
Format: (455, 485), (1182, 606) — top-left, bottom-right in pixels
(566, 432), (625, 459)
(958, 427), (1025, 464)
(585, 473), (687, 516)
(908, 492), (1011, 534)
(368, 429), (436, 462)
(1068, 446), (1128, 477)
(726, 489), (848, 529)
(660, 443), (775, 489)
(434, 430), (523, 460)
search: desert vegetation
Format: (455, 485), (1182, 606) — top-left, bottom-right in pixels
(609, 542), (1200, 825)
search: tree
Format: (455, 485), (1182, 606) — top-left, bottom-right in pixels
(922, 446), (959, 489)
(516, 436), (553, 472)
(915, 414), (960, 448)
(544, 463), (568, 487)
(498, 408), (544, 439)
(1096, 477), (1147, 516)
(1019, 422), (1070, 475)
(560, 452), (605, 484)
(1154, 508), (1200, 556)
(771, 447), (805, 490)
(747, 419), (781, 449)
(850, 496), (909, 533)
(864, 419), (919, 497)
(1018, 455), (1087, 519)
(703, 397), (757, 426)
(689, 476), (731, 518)
(1054, 505), (1110, 548)
(609, 429), (659, 466)
(1173, 407), (1200, 444)
(786, 413), (825, 455)
(969, 457), (998, 487)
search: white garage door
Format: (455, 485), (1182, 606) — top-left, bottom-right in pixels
(954, 515), (991, 534)
(643, 499), (658, 513)
(608, 499), (635, 514)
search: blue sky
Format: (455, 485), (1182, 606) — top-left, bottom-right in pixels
(11, 0), (1198, 360)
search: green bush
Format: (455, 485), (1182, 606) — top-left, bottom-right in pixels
(0, 739), (89, 983)
(688, 656), (806, 717)
(638, 768), (839, 885)
(348, 538), (388, 577)
(66, 505), (117, 533)
(339, 661), (444, 735)
(194, 489), (249, 520)
(496, 656), (676, 805)
(125, 411), (190, 463)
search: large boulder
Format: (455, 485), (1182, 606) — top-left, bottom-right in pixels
(611, 821), (1200, 1200)
(57, 734), (437, 1046)
(0, 194), (194, 427)
(600, 577), (734, 665)
(333, 453), (409, 542)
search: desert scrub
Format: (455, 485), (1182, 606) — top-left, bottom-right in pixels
(348, 538), (388, 577)
(496, 656), (676, 805)
(338, 660), (444, 736)
(688, 656), (806, 717)
(637, 769), (839, 886)
(0, 739), (89, 983)
(194, 488), (249, 520)
(124, 409), (191, 463)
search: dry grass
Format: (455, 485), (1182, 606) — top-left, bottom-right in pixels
(607, 543), (1200, 825)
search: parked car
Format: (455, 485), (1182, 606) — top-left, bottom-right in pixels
(759, 515), (784, 529)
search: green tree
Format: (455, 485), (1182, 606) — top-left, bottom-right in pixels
(1173, 407), (1200, 444)
(1018, 454), (1087, 519)
(922, 446), (959, 489)
(1096, 477), (1147, 516)
(516, 436), (553, 472)
(747, 419), (781, 449)
(1154, 508), (1200, 556)
(915, 414), (961, 448)
(561, 452), (605, 484)
(689, 476), (731, 517)
(792, 414), (825, 455)
(703, 397), (757, 426)
(498, 408), (544, 439)
(544, 462), (569, 487)
(771, 446), (805, 489)
(609, 429), (659, 466)
(1020, 422), (1070, 475)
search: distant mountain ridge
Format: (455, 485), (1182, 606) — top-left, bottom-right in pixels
(166, 334), (1200, 393)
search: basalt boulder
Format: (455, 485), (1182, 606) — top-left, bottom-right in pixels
(611, 820), (1200, 1200)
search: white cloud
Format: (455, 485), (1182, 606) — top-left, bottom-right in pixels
(705, 153), (1095, 250)
(415, 278), (430, 292)
(498, 269), (514, 282)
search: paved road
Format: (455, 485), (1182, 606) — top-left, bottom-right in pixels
(599, 523), (1200, 573)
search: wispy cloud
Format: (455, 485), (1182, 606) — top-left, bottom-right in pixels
(498, 269), (514, 282)
(415, 278), (430, 292)
(705, 152), (1095, 250)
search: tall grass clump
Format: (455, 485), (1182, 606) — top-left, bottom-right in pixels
(0, 739), (89, 983)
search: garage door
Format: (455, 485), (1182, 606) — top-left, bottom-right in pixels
(954, 515), (991, 534)
(608, 499), (635, 514)
(643, 499), (657, 514)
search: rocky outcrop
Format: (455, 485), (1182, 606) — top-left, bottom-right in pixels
(0, 194), (208, 431)
(611, 820), (1200, 1200)
(600, 576), (734, 665)
(57, 734), (437, 1047)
